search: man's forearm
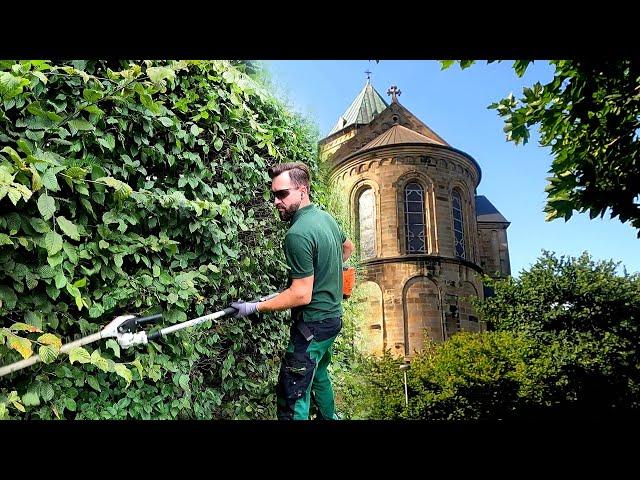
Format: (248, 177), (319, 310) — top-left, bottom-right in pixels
(257, 287), (309, 312)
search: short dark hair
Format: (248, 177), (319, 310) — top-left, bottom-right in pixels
(268, 162), (310, 190)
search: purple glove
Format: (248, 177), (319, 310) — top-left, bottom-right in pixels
(231, 301), (259, 318)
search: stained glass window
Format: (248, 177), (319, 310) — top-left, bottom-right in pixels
(452, 190), (465, 259)
(358, 188), (376, 258)
(404, 182), (425, 253)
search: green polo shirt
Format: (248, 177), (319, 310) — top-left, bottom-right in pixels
(284, 204), (346, 322)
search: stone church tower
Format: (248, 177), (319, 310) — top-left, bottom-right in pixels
(318, 79), (511, 358)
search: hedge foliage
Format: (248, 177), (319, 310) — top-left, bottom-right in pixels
(0, 60), (320, 419)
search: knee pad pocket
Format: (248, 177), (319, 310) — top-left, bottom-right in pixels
(281, 351), (316, 400)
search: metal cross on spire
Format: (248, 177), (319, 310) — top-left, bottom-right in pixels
(387, 85), (401, 103)
(365, 70), (372, 83)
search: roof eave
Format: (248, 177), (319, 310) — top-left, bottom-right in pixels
(334, 142), (483, 186)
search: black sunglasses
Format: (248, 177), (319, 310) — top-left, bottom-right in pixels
(272, 188), (298, 200)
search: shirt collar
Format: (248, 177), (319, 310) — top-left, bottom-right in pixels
(291, 203), (315, 225)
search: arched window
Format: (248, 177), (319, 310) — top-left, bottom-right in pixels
(357, 187), (376, 258)
(452, 190), (465, 259)
(404, 182), (425, 254)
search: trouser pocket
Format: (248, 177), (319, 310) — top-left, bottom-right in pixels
(276, 351), (316, 419)
(281, 351), (315, 400)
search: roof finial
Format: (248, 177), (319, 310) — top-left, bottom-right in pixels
(365, 70), (372, 83)
(387, 85), (401, 103)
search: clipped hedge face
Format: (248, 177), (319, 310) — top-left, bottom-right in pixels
(0, 60), (319, 419)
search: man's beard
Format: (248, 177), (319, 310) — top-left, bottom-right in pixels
(278, 199), (301, 221)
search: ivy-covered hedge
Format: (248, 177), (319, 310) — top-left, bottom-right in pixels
(0, 60), (319, 419)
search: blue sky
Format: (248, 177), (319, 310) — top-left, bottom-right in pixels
(264, 60), (639, 277)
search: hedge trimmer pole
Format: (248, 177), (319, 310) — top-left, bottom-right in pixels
(0, 292), (279, 378)
(146, 292), (278, 343)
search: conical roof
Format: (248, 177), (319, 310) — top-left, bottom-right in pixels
(357, 124), (445, 154)
(327, 81), (388, 136)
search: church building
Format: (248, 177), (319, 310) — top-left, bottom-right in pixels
(318, 78), (511, 358)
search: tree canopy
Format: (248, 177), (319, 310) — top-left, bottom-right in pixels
(338, 252), (640, 419)
(442, 60), (640, 236)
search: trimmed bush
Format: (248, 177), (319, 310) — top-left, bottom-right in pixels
(0, 60), (319, 419)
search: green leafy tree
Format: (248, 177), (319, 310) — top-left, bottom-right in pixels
(338, 252), (640, 419)
(478, 251), (640, 415)
(441, 60), (640, 236)
(337, 332), (538, 420)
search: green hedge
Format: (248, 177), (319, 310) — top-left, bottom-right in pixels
(0, 60), (319, 419)
(337, 252), (640, 419)
(336, 331), (537, 420)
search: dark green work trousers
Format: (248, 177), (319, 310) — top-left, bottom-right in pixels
(276, 316), (342, 420)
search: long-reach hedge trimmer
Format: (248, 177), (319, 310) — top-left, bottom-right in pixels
(0, 292), (278, 378)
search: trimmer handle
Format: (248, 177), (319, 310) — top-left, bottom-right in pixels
(222, 307), (239, 317)
(226, 292), (279, 316)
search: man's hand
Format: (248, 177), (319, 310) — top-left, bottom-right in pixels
(342, 238), (354, 262)
(231, 301), (259, 318)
